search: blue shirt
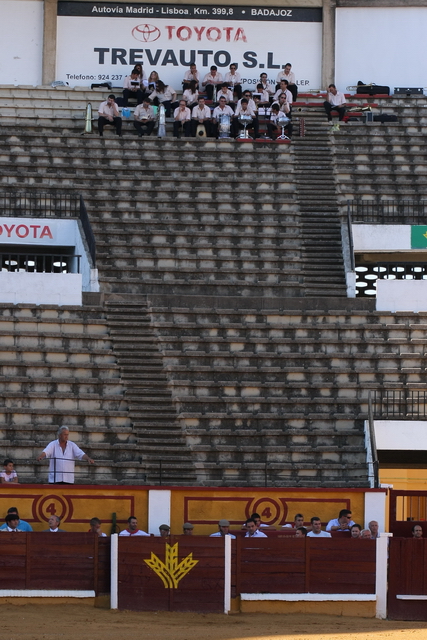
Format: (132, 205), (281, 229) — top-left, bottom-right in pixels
(0, 519), (33, 531)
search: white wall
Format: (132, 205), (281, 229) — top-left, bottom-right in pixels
(353, 225), (410, 252)
(0, 0), (43, 86)
(0, 272), (82, 305)
(375, 420), (427, 451)
(336, 8), (427, 92)
(376, 280), (427, 312)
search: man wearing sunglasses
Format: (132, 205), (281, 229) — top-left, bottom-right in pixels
(326, 509), (355, 532)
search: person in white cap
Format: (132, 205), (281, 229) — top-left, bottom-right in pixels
(210, 519), (236, 539)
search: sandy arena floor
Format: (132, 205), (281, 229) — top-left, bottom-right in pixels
(2, 604), (427, 640)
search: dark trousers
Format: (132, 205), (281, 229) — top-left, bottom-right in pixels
(98, 116), (122, 136)
(133, 120), (155, 136)
(173, 120), (191, 137)
(123, 89), (145, 106)
(230, 83), (242, 100)
(233, 115), (259, 138)
(151, 98), (178, 117)
(205, 84), (220, 100)
(324, 101), (346, 121)
(267, 120), (293, 139)
(191, 119), (212, 137)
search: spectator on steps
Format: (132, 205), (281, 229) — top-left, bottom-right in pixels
(36, 426), (94, 484)
(260, 72), (274, 95)
(182, 63), (200, 91)
(97, 94), (122, 137)
(224, 63), (242, 100)
(182, 80), (199, 110)
(192, 96), (213, 137)
(0, 507), (32, 531)
(148, 81), (177, 117)
(133, 98), (155, 137)
(233, 98), (258, 138)
(307, 517), (331, 537)
(267, 101), (292, 140)
(202, 65), (223, 100)
(276, 63), (298, 101)
(324, 84), (347, 122)
(122, 70), (145, 106)
(147, 70), (159, 93)
(1, 458), (18, 483)
(273, 80), (293, 105)
(173, 100), (192, 138)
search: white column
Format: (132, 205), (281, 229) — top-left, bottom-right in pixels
(224, 535), (231, 614)
(110, 533), (118, 610)
(148, 489), (171, 535)
(376, 533), (392, 619)
(365, 491), (387, 533)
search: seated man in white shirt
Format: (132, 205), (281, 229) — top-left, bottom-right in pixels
(212, 96), (234, 138)
(233, 98), (259, 138)
(133, 98), (155, 137)
(245, 518), (267, 538)
(260, 72), (275, 95)
(119, 516), (150, 537)
(217, 83), (235, 108)
(173, 100), (191, 138)
(276, 63), (297, 101)
(209, 518), (236, 539)
(324, 84), (347, 121)
(307, 517), (331, 538)
(267, 102), (292, 139)
(224, 63), (242, 99)
(191, 96), (212, 137)
(97, 94), (122, 137)
(273, 80), (293, 105)
(202, 65), (223, 100)
(183, 63), (200, 90)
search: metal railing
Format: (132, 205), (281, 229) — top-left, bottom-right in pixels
(0, 192), (96, 266)
(367, 392), (379, 488)
(1, 253), (81, 273)
(347, 199), (427, 225)
(372, 389), (427, 419)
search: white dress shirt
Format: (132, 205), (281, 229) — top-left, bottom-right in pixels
(225, 71), (241, 85)
(192, 105), (212, 119)
(212, 104), (234, 119)
(134, 104), (155, 120)
(42, 439), (87, 483)
(98, 101), (120, 118)
(119, 529), (150, 536)
(203, 72), (223, 86)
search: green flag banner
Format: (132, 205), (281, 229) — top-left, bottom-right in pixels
(411, 226), (427, 249)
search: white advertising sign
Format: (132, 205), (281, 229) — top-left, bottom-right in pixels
(0, 218), (76, 246)
(56, 2), (322, 90)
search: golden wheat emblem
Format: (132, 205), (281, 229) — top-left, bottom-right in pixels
(144, 542), (198, 588)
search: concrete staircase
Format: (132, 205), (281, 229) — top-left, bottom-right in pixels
(293, 123), (347, 297)
(104, 295), (196, 485)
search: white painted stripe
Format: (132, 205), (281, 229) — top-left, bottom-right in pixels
(0, 590), (94, 598)
(110, 533), (118, 610)
(396, 595), (427, 600)
(224, 535), (231, 614)
(241, 593), (375, 602)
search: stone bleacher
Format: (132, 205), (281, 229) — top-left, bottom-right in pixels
(1, 86), (426, 485)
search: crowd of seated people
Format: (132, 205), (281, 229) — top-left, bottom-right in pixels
(108, 62), (295, 139)
(1, 502), (421, 539)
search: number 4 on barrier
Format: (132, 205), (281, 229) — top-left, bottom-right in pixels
(46, 503), (57, 515)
